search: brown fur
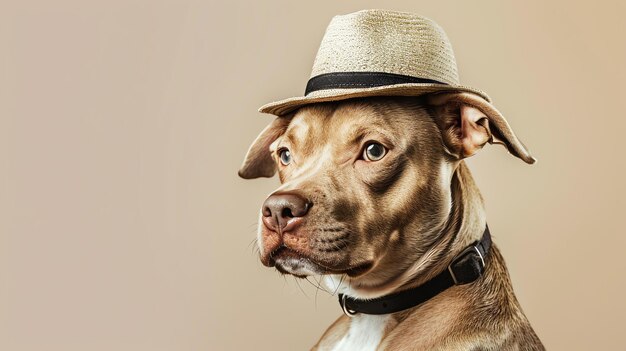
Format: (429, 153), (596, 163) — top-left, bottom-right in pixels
(239, 94), (544, 350)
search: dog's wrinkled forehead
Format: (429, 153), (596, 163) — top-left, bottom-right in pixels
(276, 99), (421, 157)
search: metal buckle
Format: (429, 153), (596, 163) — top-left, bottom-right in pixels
(447, 244), (485, 285)
(340, 294), (358, 317)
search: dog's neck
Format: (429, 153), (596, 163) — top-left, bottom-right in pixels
(325, 161), (487, 299)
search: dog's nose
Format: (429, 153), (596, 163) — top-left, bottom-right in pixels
(262, 192), (311, 231)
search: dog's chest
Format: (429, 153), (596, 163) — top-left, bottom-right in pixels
(330, 314), (390, 351)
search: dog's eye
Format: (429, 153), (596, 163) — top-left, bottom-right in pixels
(279, 148), (292, 165)
(363, 142), (387, 161)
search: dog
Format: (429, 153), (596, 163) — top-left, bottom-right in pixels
(239, 9), (544, 351)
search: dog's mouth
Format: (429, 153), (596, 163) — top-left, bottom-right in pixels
(268, 246), (374, 278)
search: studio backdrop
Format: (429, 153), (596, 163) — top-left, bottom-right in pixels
(1, 1), (625, 350)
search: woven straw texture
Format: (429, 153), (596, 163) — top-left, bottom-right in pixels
(311, 10), (458, 83)
(260, 9), (490, 116)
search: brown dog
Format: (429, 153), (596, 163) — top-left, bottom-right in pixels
(239, 92), (544, 350)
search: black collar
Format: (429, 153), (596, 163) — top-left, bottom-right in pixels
(338, 226), (492, 316)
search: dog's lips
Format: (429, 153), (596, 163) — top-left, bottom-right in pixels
(259, 223), (374, 278)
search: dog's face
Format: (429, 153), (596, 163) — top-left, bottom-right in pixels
(249, 98), (454, 285)
(239, 93), (534, 288)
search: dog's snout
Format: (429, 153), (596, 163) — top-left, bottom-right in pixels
(262, 192), (311, 231)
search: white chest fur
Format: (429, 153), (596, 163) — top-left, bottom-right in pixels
(330, 314), (390, 351)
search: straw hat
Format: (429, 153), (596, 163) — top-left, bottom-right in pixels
(259, 9), (491, 116)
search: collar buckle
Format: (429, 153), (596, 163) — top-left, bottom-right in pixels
(339, 294), (358, 317)
(447, 243), (485, 285)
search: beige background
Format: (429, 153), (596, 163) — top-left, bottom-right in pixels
(1, 0), (625, 350)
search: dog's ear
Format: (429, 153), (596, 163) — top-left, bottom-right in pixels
(428, 92), (536, 164)
(238, 116), (292, 179)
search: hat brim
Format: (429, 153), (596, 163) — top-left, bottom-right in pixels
(259, 83), (491, 116)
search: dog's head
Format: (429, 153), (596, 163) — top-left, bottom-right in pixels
(239, 92), (534, 289)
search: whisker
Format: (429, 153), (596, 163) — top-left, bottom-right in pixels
(304, 276), (325, 292)
(332, 275), (345, 296)
(313, 276), (320, 307)
(247, 237), (258, 251)
(294, 277), (309, 299)
(318, 275), (331, 295)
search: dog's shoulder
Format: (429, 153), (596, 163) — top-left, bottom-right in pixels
(311, 314), (350, 350)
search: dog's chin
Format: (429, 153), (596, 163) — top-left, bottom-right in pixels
(271, 248), (324, 278)
(268, 247), (375, 278)
(274, 257), (324, 277)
